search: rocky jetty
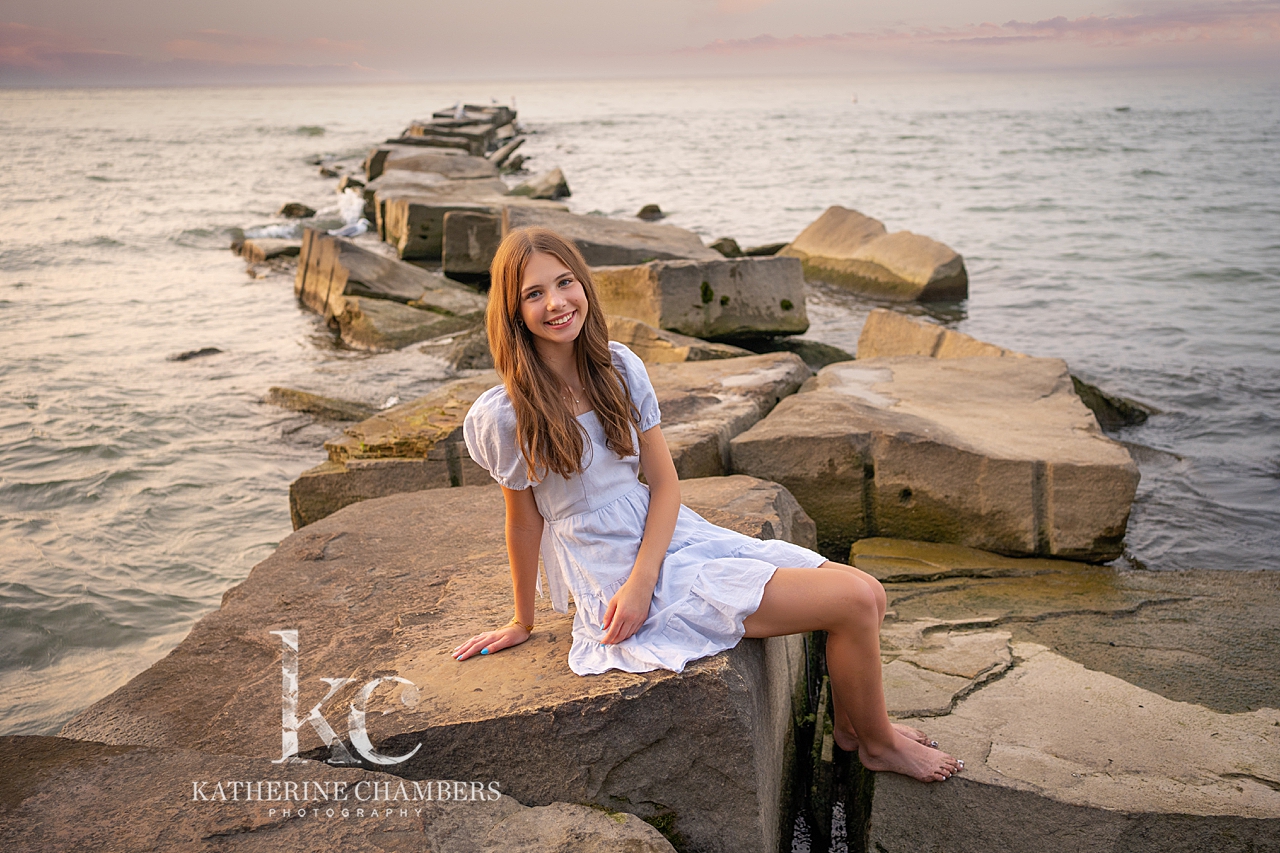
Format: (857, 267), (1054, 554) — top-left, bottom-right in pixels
(592, 256), (809, 341)
(731, 356), (1139, 560)
(781, 206), (968, 302)
(60, 478), (818, 853)
(510, 166), (571, 200)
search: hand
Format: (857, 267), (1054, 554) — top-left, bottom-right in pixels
(452, 623), (530, 661)
(601, 578), (654, 645)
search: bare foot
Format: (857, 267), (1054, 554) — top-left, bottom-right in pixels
(833, 723), (936, 752)
(858, 731), (962, 783)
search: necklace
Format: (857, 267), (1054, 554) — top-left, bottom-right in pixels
(562, 382), (583, 406)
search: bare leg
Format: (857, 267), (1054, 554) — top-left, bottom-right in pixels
(816, 561), (935, 749)
(744, 567), (960, 783)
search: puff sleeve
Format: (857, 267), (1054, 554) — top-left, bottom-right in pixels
(463, 386), (532, 490)
(610, 341), (662, 432)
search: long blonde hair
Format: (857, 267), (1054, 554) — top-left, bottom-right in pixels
(487, 227), (639, 481)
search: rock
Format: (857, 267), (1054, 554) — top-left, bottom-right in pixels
(337, 174), (365, 191)
(730, 356), (1140, 561)
(848, 540), (1280, 853)
(636, 204), (664, 221)
(279, 202), (316, 219)
(510, 166), (570, 200)
(419, 325), (495, 371)
(263, 387), (377, 421)
(379, 186), (564, 261)
(780, 206), (968, 302)
(294, 230), (487, 322)
(503, 207), (722, 266)
(289, 374), (500, 528)
(592, 256), (809, 342)
(442, 210), (502, 279)
(364, 145), (499, 182)
(239, 238), (301, 264)
(319, 165), (340, 177)
(487, 136), (525, 168)
(334, 297), (479, 353)
(168, 347), (222, 362)
(0, 736), (675, 853)
(61, 477), (817, 853)
(503, 153), (527, 173)
(606, 316), (752, 364)
(709, 237), (743, 257)
(743, 241), (788, 257)
(738, 337), (853, 371)
(857, 308), (1019, 359)
(858, 309), (1156, 428)
(287, 353), (807, 525)
(648, 353), (812, 478)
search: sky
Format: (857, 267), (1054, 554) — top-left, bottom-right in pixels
(2, 0), (1278, 86)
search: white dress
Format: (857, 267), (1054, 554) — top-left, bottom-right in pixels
(462, 341), (827, 676)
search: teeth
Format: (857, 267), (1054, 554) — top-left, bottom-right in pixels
(547, 312), (574, 327)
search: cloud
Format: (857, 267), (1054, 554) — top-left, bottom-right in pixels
(162, 30), (367, 64)
(681, 0), (1280, 65)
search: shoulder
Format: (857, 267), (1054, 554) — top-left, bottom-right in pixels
(466, 383), (516, 427)
(608, 340), (646, 377)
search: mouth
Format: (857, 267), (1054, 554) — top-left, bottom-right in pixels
(545, 310), (576, 329)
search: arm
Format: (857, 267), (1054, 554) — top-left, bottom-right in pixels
(452, 485), (543, 661)
(601, 423), (681, 644)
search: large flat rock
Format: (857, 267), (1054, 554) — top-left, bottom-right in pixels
(730, 356), (1139, 561)
(593, 257), (809, 341)
(841, 538), (1280, 852)
(60, 478), (817, 853)
(365, 144), (499, 181)
(380, 189), (565, 261)
(290, 374), (499, 528)
(295, 230), (487, 322)
(334, 296), (480, 353)
(503, 207), (722, 266)
(648, 352), (811, 479)
(0, 736), (675, 853)
(780, 206), (967, 302)
(607, 316), (751, 363)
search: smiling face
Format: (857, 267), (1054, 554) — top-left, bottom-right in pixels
(519, 250), (589, 350)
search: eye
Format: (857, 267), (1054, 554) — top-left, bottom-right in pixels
(558, 277), (574, 288)
(523, 288), (542, 301)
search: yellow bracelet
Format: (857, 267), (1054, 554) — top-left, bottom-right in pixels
(508, 616), (533, 632)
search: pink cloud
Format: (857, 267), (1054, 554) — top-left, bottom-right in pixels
(684, 0), (1280, 59)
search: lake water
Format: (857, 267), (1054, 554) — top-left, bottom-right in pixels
(1, 71), (1277, 737)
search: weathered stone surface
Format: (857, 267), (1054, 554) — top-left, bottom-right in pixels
(743, 241), (787, 257)
(730, 357), (1139, 560)
(680, 474), (818, 550)
(380, 188), (564, 261)
(0, 736), (675, 853)
(264, 386), (377, 421)
(365, 144), (499, 182)
(510, 166), (570, 200)
(636, 203), (664, 221)
(853, 538), (1280, 714)
(488, 136), (525, 168)
(239, 238), (301, 264)
(780, 206), (968, 302)
(290, 374), (499, 527)
(857, 308), (1019, 359)
(294, 230), (487, 322)
(607, 316), (751, 364)
(442, 210), (502, 277)
(857, 309), (1157, 428)
(61, 477), (817, 853)
(279, 201), (316, 219)
(738, 337), (853, 371)
(709, 237), (743, 257)
(593, 257), (809, 341)
(419, 326), (495, 371)
(843, 538), (1280, 852)
(649, 353), (811, 479)
(503, 207), (722, 266)
(335, 297), (480, 352)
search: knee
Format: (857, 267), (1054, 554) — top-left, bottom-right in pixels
(829, 573), (880, 628)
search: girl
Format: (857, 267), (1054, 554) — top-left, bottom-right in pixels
(453, 227), (961, 783)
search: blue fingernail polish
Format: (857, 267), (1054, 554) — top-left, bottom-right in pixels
(480, 648), (489, 655)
